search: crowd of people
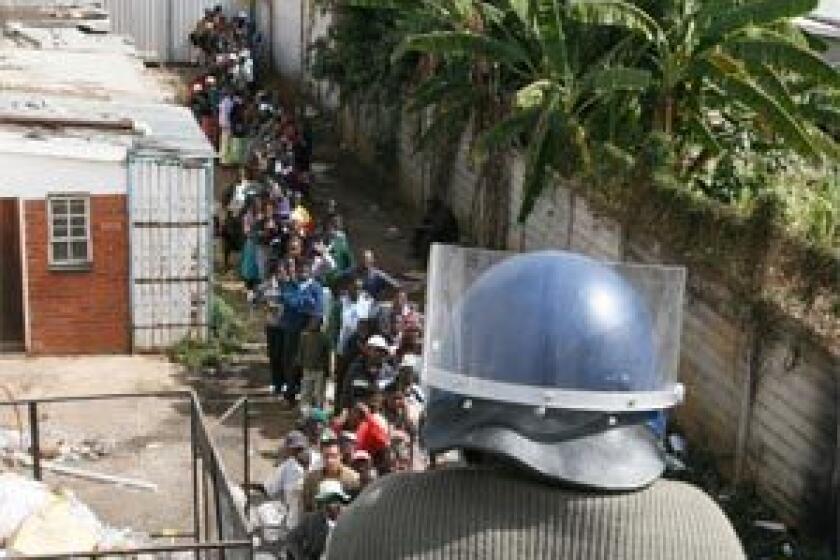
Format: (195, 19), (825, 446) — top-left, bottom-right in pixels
(187, 7), (429, 558)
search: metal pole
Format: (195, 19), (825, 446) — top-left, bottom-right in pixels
(203, 465), (211, 543)
(243, 397), (250, 513)
(28, 401), (40, 481)
(212, 459), (226, 560)
(0, 390), (193, 406)
(191, 401), (200, 559)
(127, 153), (136, 352)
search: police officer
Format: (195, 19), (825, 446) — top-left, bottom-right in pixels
(327, 246), (745, 559)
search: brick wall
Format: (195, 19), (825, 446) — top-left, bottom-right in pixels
(24, 195), (131, 354)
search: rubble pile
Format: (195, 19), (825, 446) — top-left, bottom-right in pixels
(0, 426), (115, 468)
(0, 472), (150, 556)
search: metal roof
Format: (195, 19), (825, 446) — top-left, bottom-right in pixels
(3, 23), (132, 53)
(0, 19), (178, 103)
(0, 93), (215, 159)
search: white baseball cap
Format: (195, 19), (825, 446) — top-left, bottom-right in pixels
(366, 335), (389, 351)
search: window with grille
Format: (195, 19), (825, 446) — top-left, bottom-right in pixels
(48, 195), (91, 268)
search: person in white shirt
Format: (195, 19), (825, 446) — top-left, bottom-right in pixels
(218, 90), (235, 164)
(262, 431), (311, 533)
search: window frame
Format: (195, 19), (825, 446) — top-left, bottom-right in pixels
(46, 193), (93, 271)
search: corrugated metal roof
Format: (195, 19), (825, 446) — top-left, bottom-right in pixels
(0, 46), (177, 102)
(0, 93), (215, 158)
(3, 23), (131, 53)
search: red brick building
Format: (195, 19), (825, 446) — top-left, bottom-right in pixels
(0, 96), (214, 355)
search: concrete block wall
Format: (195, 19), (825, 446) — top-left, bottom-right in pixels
(677, 297), (747, 468)
(748, 338), (837, 527)
(397, 106), (429, 211)
(447, 122), (480, 228)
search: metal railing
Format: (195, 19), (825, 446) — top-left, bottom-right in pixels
(0, 391), (253, 559)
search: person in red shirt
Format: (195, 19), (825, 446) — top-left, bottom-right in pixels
(353, 401), (390, 462)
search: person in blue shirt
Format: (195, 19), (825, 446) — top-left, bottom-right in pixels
(355, 250), (398, 301)
(277, 260), (324, 401)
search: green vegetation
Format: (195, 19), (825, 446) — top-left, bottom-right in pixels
(312, 0), (839, 249)
(168, 296), (247, 372)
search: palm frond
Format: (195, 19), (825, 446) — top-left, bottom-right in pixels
(518, 105), (553, 221)
(475, 107), (540, 157)
(583, 66), (651, 93)
(703, 53), (821, 161)
(535, 0), (569, 78)
(700, 0), (818, 48)
(567, 0), (662, 44)
(724, 27), (840, 88)
(393, 30), (532, 69)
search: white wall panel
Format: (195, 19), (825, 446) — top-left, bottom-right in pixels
(102, 0), (244, 64)
(128, 154), (212, 350)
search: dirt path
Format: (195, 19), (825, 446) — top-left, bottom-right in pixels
(199, 100), (431, 491)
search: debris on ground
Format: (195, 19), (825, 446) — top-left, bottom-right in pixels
(0, 426), (114, 467)
(0, 472), (159, 555)
(665, 426), (833, 559)
(16, 456), (158, 492)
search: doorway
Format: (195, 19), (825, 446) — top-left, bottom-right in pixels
(0, 198), (24, 352)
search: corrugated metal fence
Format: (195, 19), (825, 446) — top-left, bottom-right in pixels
(128, 152), (213, 351)
(102, 0), (246, 64)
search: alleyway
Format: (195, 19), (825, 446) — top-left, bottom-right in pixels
(190, 97), (430, 498)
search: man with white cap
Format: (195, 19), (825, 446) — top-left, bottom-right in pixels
(340, 334), (395, 410)
(286, 479), (350, 560)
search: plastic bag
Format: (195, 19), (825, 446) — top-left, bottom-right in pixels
(0, 473), (51, 542)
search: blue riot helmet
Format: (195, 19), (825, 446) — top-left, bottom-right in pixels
(422, 245), (685, 490)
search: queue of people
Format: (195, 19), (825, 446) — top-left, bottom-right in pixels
(187, 7), (428, 558)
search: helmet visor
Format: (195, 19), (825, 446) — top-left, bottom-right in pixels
(422, 244), (686, 412)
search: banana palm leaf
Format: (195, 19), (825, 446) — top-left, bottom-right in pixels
(583, 66), (651, 93)
(519, 104), (555, 221)
(475, 106), (541, 158)
(535, 0), (569, 78)
(567, 0), (662, 44)
(700, 0), (818, 49)
(723, 28), (840, 88)
(393, 30), (533, 71)
(702, 54), (820, 160)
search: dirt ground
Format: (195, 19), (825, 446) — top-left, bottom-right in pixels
(0, 356), (195, 533)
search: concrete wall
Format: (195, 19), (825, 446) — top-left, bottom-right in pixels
(266, 0), (337, 108)
(103, 0), (245, 64)
(337, 98), (839, 533)
(271, 0), (304, 80)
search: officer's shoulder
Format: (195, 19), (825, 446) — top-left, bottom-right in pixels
(348, 467), (735, 524)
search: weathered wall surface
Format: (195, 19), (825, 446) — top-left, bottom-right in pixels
(337, 99), (839, 533)
(270, 0), (304, 81)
